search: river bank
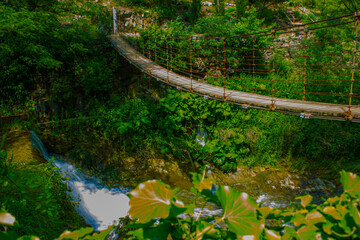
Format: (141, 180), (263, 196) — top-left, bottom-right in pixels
(36, 126), (341, 209)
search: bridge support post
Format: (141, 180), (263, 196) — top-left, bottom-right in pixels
(166, 37), (169, 84)
(112, 7), (118, 34)
(190, 37), (193, 93)
(216, 38), (220, 87)
(346, 12), (360, 121)
(222, 37), (226, 101)
(302, 27), (308, 101)
(148, 33), (151, 60)
(252, 37), (255, 94)
(270, 29), (276, 111)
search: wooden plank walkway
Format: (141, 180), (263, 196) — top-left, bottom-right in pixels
(108, 35), (360, 122)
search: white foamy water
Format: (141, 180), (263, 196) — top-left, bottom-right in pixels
(30, 131), (130, 231)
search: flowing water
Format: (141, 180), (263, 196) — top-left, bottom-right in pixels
(30, 131), (130, 231)
(30, 129), (341, 232)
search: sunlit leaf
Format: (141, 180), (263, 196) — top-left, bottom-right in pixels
(239, 235), (256, 240)
(296, 195), (313, 208)
(326, 196), (340, 205)
(305, 210), (326, 225)
(259, 206), (273, 219)
(216, 186), (264, 237)
(0, 213), (15, 226)
(323, 206), (342, 220)
(296, 225), (318, 240)
(56, 227), (93, 240)
(340, 171), (360, 197)
(128, 180), (179, 223)
(265, 229), (281, 240)
(83, 226), (115, 240)
(190, 172), (215, 192)
(17, 236), (40, 240)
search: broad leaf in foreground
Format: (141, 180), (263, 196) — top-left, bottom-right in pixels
(216, 186), (264, 237)
(128, 180), (179, 223)
(340, 170), (360, 197)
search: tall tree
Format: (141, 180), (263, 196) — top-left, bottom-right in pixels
(235, 0), (248, 19)
(213, 0), (225, 16)
(191, 0), (202, 23)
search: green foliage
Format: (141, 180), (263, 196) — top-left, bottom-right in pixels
(124, 170), (360, 239)
(300, 0), (359, 17)
(0, 140), (83, 239)
(0, 223), (114, 240)
(47, 86), (360, 173)
(0, 0), (116, 107)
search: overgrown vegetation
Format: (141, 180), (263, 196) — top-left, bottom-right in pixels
(0, 134), (84, 239)
(42, 89), (360, 175)
(0, 0), (119, 116)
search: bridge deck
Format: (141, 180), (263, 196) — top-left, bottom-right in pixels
(108, 35), (360, 122)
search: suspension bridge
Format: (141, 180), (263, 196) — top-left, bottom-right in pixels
(109, 10), (360, 122)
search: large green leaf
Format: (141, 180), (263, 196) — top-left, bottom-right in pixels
(340, 171), (360, 197)
(296, 225), (318, 240)
(265, 229), (281, 240)
(323, 206), (342, 220)
(128, 180), (180, 223)
(305, 210), (326, 225)
(216, 186), (263, 237)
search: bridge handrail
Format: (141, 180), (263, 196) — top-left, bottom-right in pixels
(110, 9), (360, 121)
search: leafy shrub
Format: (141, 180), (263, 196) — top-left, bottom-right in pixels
(123, 170), (360, 239)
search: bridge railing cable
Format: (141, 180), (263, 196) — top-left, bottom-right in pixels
(112, 9), (360, 120)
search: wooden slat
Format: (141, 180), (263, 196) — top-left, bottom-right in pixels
(108, 35), (360, 122)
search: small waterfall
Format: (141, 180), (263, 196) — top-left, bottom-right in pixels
(196, 126), (208, 147)
(30, 131), (130, 231)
